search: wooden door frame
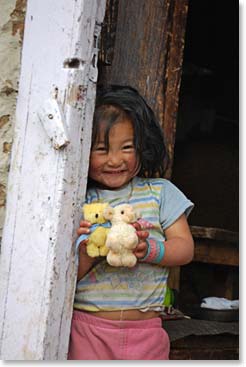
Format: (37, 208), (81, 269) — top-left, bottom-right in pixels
(99, 0), (189, 289)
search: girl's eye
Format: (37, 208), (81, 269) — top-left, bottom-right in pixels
(122, 144), (134, 150)
(94, 146), (107, 152)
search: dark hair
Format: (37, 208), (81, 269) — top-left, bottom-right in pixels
(91, 85), (168, 178)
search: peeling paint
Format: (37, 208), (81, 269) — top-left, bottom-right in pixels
(67, 84), (87, 107)
(0, 79), (17, 96)
(0, 115), (10, 129)
(0, 184), (6, 206)
(10, 0), (27, 40)
(0, 1), (26, 237)
(3, 142), (12, 153)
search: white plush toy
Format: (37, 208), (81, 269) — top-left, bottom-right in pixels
(104, 203), (139, 267)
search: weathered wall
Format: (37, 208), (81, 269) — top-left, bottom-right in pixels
(0, 0), (26, 240)
(0, 0), (106, 359)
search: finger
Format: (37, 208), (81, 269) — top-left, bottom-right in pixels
(77, 227), (91, 236)
(136, 230), (149, 240)
(134, 241), (146, 253)
(131, 222), (141, 231)
(78, 238), (89, 247)
(135, 251), (146, 259)
(134, 247), (147, 258)
(79, 220), (91, 227)
(79, 238), (89, 246)
(134, 240), (148, 255)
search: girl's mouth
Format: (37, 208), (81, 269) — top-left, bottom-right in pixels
(104, 170), (126, 175)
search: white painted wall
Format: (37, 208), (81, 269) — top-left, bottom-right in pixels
(0, 0), (106, 360)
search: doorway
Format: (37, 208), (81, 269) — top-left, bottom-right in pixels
(172, 0), (239, 305)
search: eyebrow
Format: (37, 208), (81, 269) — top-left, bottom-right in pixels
(121, 138), (134, 143)
(96, 137), (134, 143)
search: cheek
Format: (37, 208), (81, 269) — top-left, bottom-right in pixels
(129, 154), (140, 172)
(88, 155), (102, 175)
(129, 158), (138, 170)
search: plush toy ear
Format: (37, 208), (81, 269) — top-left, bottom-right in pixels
(82, 203), (88, 214)
(103, 206), (114, 220)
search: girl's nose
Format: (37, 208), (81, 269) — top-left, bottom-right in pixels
(107, 150), (123, 166)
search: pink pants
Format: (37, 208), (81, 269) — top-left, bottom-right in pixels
(68, 310), (170, 360)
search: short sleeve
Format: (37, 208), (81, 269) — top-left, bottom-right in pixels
(159, 180), (194, 230)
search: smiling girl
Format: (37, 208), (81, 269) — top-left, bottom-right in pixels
(68, 85), (194, 360)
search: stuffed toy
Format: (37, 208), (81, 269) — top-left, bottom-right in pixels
(76, 202), (111, 257)
(104, 203), (139, 267)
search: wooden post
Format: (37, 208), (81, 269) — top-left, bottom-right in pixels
(99, 0), (188, 290)
(0, 0), (106, 360)
(99, 0), (188, 177)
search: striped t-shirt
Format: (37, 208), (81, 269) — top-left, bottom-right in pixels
(74, 177), (194, 312)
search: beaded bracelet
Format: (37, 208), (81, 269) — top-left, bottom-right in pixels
(139, 239), (165, 264)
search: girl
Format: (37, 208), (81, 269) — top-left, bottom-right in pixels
(68, 85), (194, 360)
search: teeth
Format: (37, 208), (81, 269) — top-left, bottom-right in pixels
(105, 171), (124, 174)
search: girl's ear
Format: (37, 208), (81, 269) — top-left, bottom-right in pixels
(103, 206), (114, 220)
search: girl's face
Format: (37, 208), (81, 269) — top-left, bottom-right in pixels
(89, 119), (139, 189)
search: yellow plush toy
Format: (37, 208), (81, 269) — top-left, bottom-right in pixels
(80, 203), (111, 257)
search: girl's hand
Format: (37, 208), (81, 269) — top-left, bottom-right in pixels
(76, 220), (95, 281)
(134, 229), (149, 260)
(77, 220), (91, 236)
(76, 220), (91, 255)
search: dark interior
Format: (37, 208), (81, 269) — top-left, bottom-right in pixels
(172, 0), (238, 231)
(172, 0), (239, 304)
